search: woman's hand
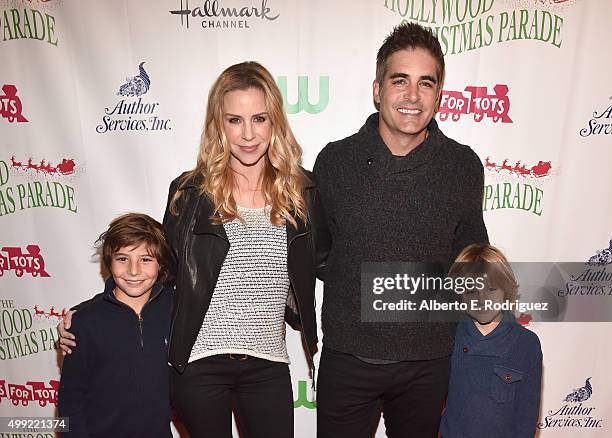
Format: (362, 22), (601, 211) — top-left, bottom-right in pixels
(57, 310), (76, 355)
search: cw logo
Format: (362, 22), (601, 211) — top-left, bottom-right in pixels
(293, 379), (316, 409)
(277, 76), (329, 114)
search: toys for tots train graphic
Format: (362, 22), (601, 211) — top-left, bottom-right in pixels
(0, 379), (59, 407)
(0, 245), (50, 278)
(437, 84), (512, 123)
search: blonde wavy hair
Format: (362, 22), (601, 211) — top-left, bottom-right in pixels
(170, 61), (306, 227)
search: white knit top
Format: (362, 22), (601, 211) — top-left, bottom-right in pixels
(188, 205), (290, 364)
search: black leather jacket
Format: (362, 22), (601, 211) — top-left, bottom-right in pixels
(162, 170), (328, 373)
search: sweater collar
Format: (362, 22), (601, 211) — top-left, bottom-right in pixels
(359, 112), (445, 173)
(462, 311), (516, 342)
(102, 276), (164, 310)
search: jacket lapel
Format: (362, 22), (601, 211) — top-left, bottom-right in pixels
(193, 195), (229, 242)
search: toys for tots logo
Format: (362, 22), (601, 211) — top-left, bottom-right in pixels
(437, 84), (512, 123)
(0, 155), (79, 218)
(0, 298), (59, 361)
(482, 155), (552, 216)
(0, 378), (59, 407)
(1, 84), (28, 123)
(0, 245), (50, 278)
(538, 377), (603, 429)
(96, 62), (172, 134)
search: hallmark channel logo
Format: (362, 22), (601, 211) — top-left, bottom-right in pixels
(0, 298), (59, 361)
(0, 245), (50, 278)
(276, 76), (329, 115)
(383, 0), (567, 55)
(96, 62), (172, 134)
(1, 1), (59, 47)
(0, 379), (58, 406)
(1, 84), (28, 123)
(579, 102), (612, 137)
(169, 0), (279, 30)
(0, 156), (79, 217)
(438, 84), (512, 123)
(538, 377), (603, 429)
(482, 155), (552, 216)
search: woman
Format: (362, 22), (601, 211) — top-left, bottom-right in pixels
(60, 61), (328, 438)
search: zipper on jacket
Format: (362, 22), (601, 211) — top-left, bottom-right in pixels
(103, 287), (163, 351)
(138, 313), (144, 349)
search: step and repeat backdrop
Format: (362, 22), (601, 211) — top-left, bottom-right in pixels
(1, 0), (611, 436)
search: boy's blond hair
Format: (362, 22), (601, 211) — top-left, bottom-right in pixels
(450, 243), (518, 301)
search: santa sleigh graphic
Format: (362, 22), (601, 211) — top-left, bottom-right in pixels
(531, 161), (552, 178)
(10, 156), (76, 176)
(483, 157), (552, 179)
(56, 158), (76, 175)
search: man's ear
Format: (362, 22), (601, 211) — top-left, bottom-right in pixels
(373, 79), (381, 111)
(373, 79), (381, 105)
(434, 86), (443, 113)
(435, 74), (445, 112)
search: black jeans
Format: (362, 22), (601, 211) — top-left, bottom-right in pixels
(316, 347), (450, 438)
(171, 355), (293, 438)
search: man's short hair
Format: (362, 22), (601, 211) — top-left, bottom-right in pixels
(97, 213), (174, 285)
(376, 22), (445, 86)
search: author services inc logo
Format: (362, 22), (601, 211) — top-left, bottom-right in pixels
(169, 0), (279, 30)
(538, 377), (603, 430)
(96, 62), (172, 134)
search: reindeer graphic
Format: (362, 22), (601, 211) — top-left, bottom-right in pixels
(33, 305), (46, 318)
(484, 156), (497, 170)
(10, 156), (22, 169)
(118, 62), (151, 97)
(25, 158), (38, 172)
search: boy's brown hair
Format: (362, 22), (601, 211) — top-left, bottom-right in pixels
(96, 213), (174, 285)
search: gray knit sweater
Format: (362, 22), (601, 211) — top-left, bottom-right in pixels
(313, 113), (488, 360)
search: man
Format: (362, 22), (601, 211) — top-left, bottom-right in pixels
(313, 23), (488, 437)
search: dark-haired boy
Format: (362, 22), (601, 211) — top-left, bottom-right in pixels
(58, 213), (174, 438)
(314, 23), (488, 437)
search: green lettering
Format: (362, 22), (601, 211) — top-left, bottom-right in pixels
(45, 13), (58, 46)
(32, 9), (46, 41)
(11, 9), (25, 39)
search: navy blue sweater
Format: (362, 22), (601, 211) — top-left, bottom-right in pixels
(440, 316), (542, 438)
(58, 279), (173, 438)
